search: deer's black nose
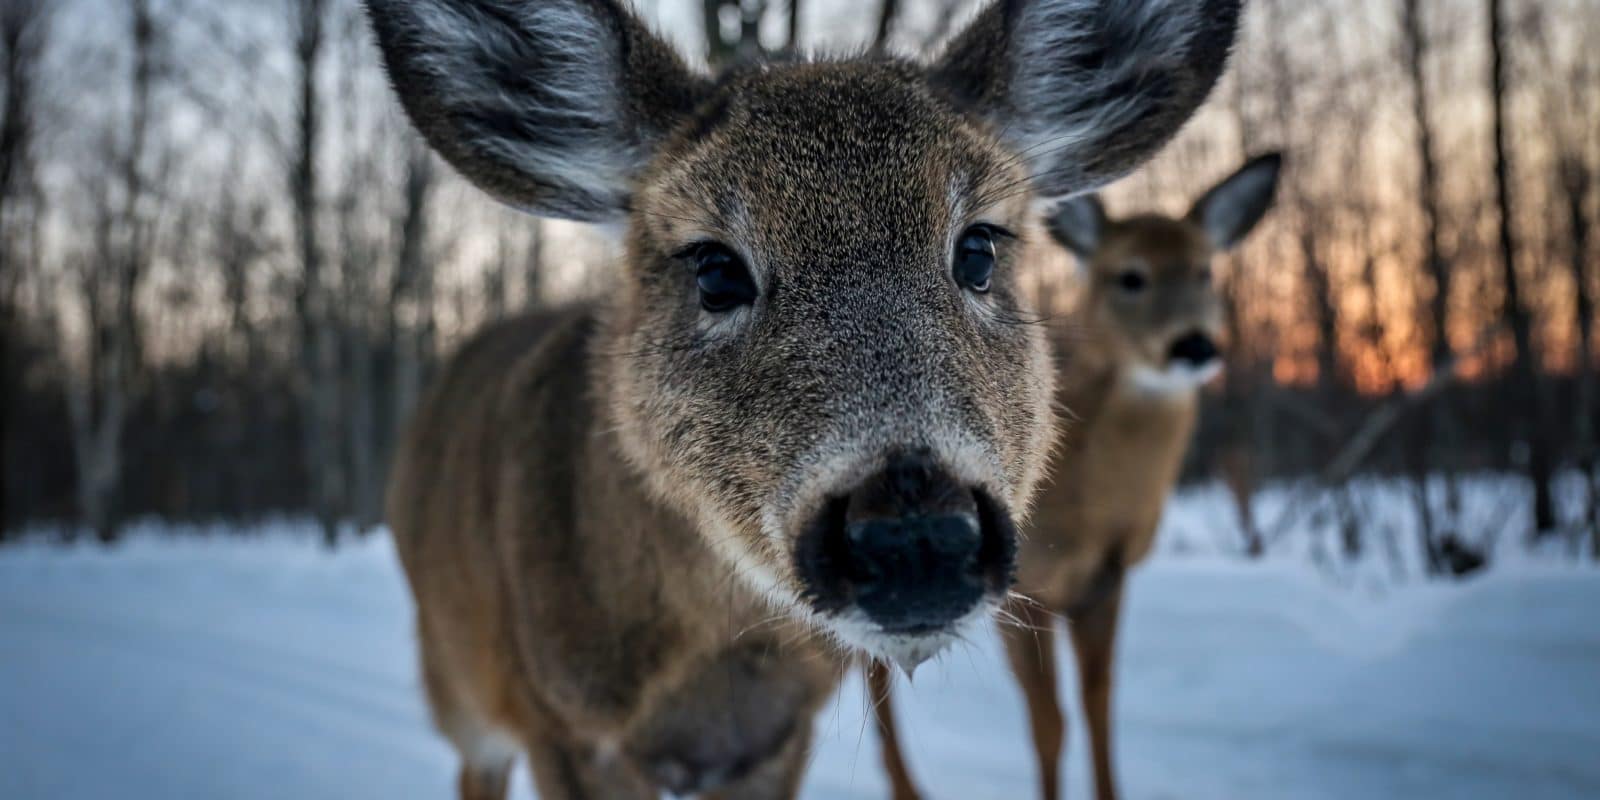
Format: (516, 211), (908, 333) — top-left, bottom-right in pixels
(1168, 332), (1219, 366)
(796, 451), (1015, 634)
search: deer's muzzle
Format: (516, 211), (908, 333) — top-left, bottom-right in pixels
(795, 450), (1016, 635)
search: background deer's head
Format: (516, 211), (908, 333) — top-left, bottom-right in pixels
(1048, 153), (1280, 395)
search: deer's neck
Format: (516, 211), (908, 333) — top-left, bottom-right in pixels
(1050, 325), (1199, 499)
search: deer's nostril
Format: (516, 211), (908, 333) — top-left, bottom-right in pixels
(1168, 332), (1219, 365)
(795, 453), (1015, 635)
(844, 512), (985, 633)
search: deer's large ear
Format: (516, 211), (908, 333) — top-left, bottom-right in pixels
(366, 0), (709, 223)
(1187, 152), (1281, 249)
(930, 0), (1242, 200)
(1044, 194), (1106, 260)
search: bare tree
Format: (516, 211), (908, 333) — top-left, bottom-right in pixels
(786, 0), (800, 50)
(1559, 150), (1598, 554)
(287, 0), (342, 545)
(703, 0), (771, 64)
(1487, 0), (1555, 536)
(522, 217), (543, 307)
(386, 135), (436, 473)
(64, 0), (164, 542)
(1400, 0), (1459, 573)
(872, 0), (900, 52)
(0, 0), (50, 532)
(0, 0), (45, 228)
(1531, 2), (1600, 553)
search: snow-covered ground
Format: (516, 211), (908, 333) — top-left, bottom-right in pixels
(2, 486), (1598, 800)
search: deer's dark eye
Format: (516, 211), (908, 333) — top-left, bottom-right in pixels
(685, 243), (757, 313)
(1117, 270), (1148, 293)
(954, 225), (999, 293)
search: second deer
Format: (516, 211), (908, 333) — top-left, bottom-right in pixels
(873, 153), (1282, 800)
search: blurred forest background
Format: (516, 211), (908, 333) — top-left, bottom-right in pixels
(0, 0), (1595, 572)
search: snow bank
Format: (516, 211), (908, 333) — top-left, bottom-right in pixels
(2, 503), (1596, 799)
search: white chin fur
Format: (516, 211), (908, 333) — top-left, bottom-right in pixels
(823, 602), (995, 677)
(1127, 360), (1223, 397)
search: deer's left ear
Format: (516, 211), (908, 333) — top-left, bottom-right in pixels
(365, 0), (709, 223)
(1045, 194), (1106, 260)
(1187, 152), (1282, 250)
(931, 0), (1243, 200)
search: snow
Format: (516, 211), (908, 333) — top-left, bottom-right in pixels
(2, 495), (1598, 800)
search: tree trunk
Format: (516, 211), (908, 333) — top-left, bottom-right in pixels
(1401, 0), (1457, 572)
(0, 0), (50, 535)
(385, 139), (436, 522)
(290, 0), (340, 545)
(786, 0), (800, 50)
(523, 219), (543, 307)
(872, 0), (899, 52)
(738, 0), (765, 59)
(1487, 0), (1556, 536)
(702, 0), (733, 65)
(65, 0), (158, 543)
(1559, 157), (1597, 555)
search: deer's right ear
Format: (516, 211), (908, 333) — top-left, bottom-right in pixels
(1044, 194), (1106, 260)
(365, 0), (709, 223)
(931, 0), (1242, 200)
(1187, 152), (1282, 249)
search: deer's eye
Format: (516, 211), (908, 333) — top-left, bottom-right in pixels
(684, 243), (757, 313)
(1117, 270), (1148, 293)
(954, 225), (1000, 293)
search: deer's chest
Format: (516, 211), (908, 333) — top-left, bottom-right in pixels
(622, 636), (838, 795)
(1020, 391), (1195, 602)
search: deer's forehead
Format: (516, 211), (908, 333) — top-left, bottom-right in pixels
(1097, 217), (1212, 273)
(637, 64), (1020, 251)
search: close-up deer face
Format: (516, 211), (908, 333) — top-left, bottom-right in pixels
(1048, 154), (1281, 394)
(368, 0), (1241, 666)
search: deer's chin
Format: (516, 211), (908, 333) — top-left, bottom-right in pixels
(1128, 359), (1223, 396)
(820, 601), (996, 677)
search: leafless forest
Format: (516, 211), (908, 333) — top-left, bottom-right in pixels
(1, 0), (1595, 569)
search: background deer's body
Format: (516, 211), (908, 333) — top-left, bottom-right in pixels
(367, 0), (1242, 797)
(875, 155), (1281, 800)
(998, 292), (1207, 800)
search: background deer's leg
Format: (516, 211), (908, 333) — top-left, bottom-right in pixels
(1001, 598), (1066, 800)
(1069, 578), (1125, 800)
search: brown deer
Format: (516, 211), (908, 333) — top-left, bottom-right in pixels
(365, 0), (1243, 797)
(872, 153), (1282, 800)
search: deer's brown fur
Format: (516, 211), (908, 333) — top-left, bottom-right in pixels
(368, 0), (1243, 796)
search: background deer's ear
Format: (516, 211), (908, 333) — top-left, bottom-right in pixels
(1045, 194), (1106, 260)
(366, 0), (709, 223)
(930, 0), (1242, 201)
(1187, 152), (1282, 250)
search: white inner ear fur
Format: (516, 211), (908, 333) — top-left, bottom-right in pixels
(406, 0), (637, 213)
(1009, 0), (1202, 192)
